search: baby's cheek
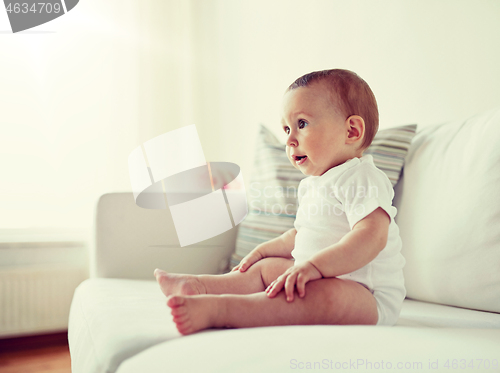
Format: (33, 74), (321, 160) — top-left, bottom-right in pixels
(285, 148), (292, 162)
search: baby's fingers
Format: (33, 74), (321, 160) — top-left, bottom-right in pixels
(266, 279), (282, 298)
(238, 261), (251, 272)
(265, 281), (273, 295)
(296, 274), (307, 298)
(230, 265), (240, 272)
(265, 280), (276, 297)
(284, 273), (298, 302)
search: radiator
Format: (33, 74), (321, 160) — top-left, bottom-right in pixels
(0, 264), (88, 338)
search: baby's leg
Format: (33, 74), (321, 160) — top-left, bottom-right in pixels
(167, 277), (378, 335)
(155, 257), (294, 297)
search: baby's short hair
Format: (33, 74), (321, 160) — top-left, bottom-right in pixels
(287, 69), (379, 152)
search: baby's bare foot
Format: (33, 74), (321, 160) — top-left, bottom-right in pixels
(154, 269), (207, 297)
(166, 295), (225, 335)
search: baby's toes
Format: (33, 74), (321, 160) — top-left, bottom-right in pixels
(175, 320), (194, 335)
(166, 295), (185, 308)
(172, 313), (189, 324)
(170, 305), (187, 317)
(154, 268), (166, 279)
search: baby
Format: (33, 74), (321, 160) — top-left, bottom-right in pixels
(155, 69), (406, 335)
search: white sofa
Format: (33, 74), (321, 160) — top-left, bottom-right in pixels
(68, 108), (500, 373)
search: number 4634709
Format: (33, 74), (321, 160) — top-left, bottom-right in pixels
(444, 359), (498, 370)
(6, 3), (62, 14)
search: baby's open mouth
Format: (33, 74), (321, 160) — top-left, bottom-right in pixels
(293, 155), (308, 165)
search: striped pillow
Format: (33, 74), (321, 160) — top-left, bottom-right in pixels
(227, 123), (417, 271)
(363, 124), (418, 186)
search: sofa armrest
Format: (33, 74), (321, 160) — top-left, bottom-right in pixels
(91, 192), (239, 280)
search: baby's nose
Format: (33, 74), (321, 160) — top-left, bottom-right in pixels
(286, 136), (297, 147)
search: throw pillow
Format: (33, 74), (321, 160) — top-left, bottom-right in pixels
(394, 107), (500, 313)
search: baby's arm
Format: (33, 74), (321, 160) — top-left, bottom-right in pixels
(308, 207), (390, 277)
(231, 228), (296, 272)
(266, 207), (390, 301)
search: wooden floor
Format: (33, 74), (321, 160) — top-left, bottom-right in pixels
(0, 332), (71, 373)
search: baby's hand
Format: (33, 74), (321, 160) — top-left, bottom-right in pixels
(265, 261), (322, 302)
(231, 249), (264, 273)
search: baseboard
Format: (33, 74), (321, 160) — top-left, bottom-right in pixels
(0, 331), (68, 351)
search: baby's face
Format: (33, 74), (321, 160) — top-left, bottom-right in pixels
(281, 82), (352, 176)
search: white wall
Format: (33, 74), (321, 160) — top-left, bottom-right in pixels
(202, 0), (500, 182)
(1, 0), (499, 236)
(0, 0), (195, 235)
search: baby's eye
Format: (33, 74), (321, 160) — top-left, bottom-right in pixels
(298, 120), (308, 129)
(283, 126), (290, 134)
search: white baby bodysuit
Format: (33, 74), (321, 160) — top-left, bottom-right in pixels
(291, 154), (406, 326)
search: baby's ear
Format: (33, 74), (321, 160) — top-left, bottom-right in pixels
(346, 115), (365, 144)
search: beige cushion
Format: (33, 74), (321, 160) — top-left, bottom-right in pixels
(117, 322), (500, 373)
(69, 278), (500, 373)
(394, 107), (500, 313)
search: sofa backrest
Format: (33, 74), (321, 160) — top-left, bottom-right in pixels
(393, 107), (500, 313)
(92, 192), (238, 280)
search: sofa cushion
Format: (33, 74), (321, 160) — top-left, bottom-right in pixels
(397, 299), (500, 328)
(116, 323), (500, 373)
(229, 123), (417, 269)
(394, 107), (500, 313)
(68, 278), (182, 373)
(69, 279), (500, 373)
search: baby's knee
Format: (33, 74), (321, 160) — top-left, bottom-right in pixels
(245, 257), (276, 274)
(256, 257), (294, 286)
(257, 256), (293, 270)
